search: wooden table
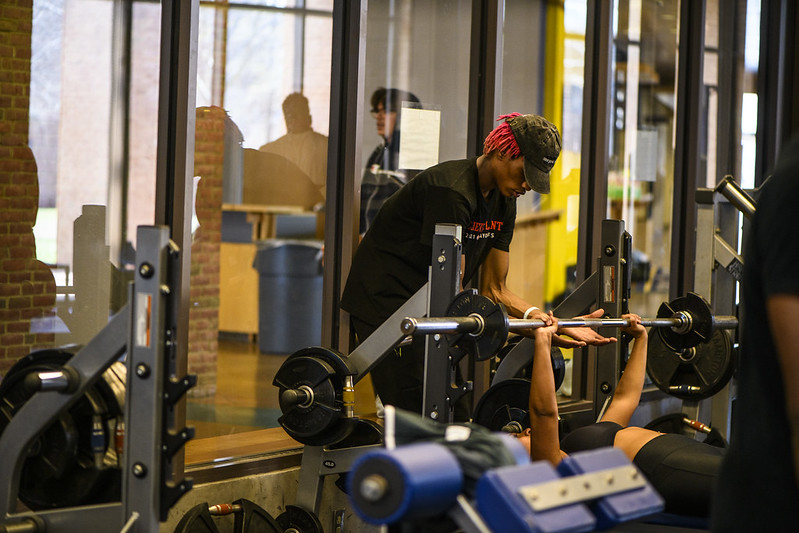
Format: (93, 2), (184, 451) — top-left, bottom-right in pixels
(222, 203), (307, 241)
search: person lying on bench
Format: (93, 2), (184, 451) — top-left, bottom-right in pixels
(515, 313), (724, 518)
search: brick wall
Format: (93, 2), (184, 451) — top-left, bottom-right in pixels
(188, 106), (227, 397)
(0, 0), (56, 375)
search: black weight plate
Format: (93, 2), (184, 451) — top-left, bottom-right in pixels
(274, 355), (341, 443)
(647, 328), (734, 400)
(276, 504), (324, 533)
(644, 413), (727, 448)
(173, 502), (221, 533)
(494, 342), (565, 393)
(657, 292), (714, 352)
(551, 347), (566, 393)
(329, 418), (383, 450)
(233, 498), (282, 533)
(446, 290), (509, 361)
(0, 348), (123, 510)
(473, 378), (530, 432)
(290, 346), (356, 379)
(273, 349), (359, 446)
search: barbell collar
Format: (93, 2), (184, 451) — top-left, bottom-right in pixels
(400, 315), (484, 336)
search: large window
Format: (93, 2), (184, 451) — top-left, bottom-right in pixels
(7, 0), (776, 487)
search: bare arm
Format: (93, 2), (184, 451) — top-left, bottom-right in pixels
(768, 295), (799, 486)
(479, 248), (615, 347)
(527, 313), (563, 466)
(479, 247), (544, 318)
(600, 314), (647, 427)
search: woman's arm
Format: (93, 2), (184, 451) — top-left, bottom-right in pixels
(527, 313), (564, 466)
(599, 314), (648, 427)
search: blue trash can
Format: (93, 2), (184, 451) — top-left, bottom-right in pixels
(253, 240), (323, 354)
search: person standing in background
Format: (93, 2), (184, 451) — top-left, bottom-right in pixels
(360, 87), (421, 235)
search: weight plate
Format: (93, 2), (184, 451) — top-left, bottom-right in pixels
(493, 340), (566, 393)
(656, 292), (714, 352)
(173, 502), (221, 533)
(473, 378), (531, 433)
(273, 347), (359, 446)
(329, 418), (383, 450)
(233, 498), (282, 533)
(0, 348), (124, 510)
(647, 327), (735, 400)
(446, 290), (509, 361)
(551, 347), (566, 393)
(290, 346), (356, 380)
(273, 355), (341, 443)
(276, 504), (324, 533)
(644, 413), (727, 448)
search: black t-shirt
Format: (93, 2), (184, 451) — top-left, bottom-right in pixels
(342, 157), (516, 328)
(712, 135), (799, 531)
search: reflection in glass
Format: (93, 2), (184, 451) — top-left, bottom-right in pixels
(186, 2), (334, 442)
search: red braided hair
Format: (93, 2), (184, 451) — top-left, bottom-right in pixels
(483, 113), (522, 157)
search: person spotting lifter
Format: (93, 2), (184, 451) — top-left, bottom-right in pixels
(341, 113), (615, 417)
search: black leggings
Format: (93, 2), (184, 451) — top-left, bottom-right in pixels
(633, 433), (724, 517)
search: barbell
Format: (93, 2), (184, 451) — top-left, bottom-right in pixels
(401, 291), (737, 361)
(401, 315), (698, 336)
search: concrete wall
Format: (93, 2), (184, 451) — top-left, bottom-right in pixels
(161, 466), (379, 533)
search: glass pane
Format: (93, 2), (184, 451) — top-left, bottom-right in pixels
(359, 0), (472, 237)
(496, 0), (587, 402)
(609, 0), (679, 317)
(740, 0), (760, 189)
(343, 0), (472, 417)
(499, 0), (588, 312)
(24, 0), (120, 354)
(306, 0), (334, 11)
(185, 2), (335, 447)
(128, 2), (161, 243)
(7, 0), (145, 504)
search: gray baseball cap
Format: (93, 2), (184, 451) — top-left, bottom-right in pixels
(506, 114), (561, 194)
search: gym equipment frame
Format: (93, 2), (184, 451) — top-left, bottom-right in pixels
(0, 226), (195, 533)
(279, 224), (466, 515)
